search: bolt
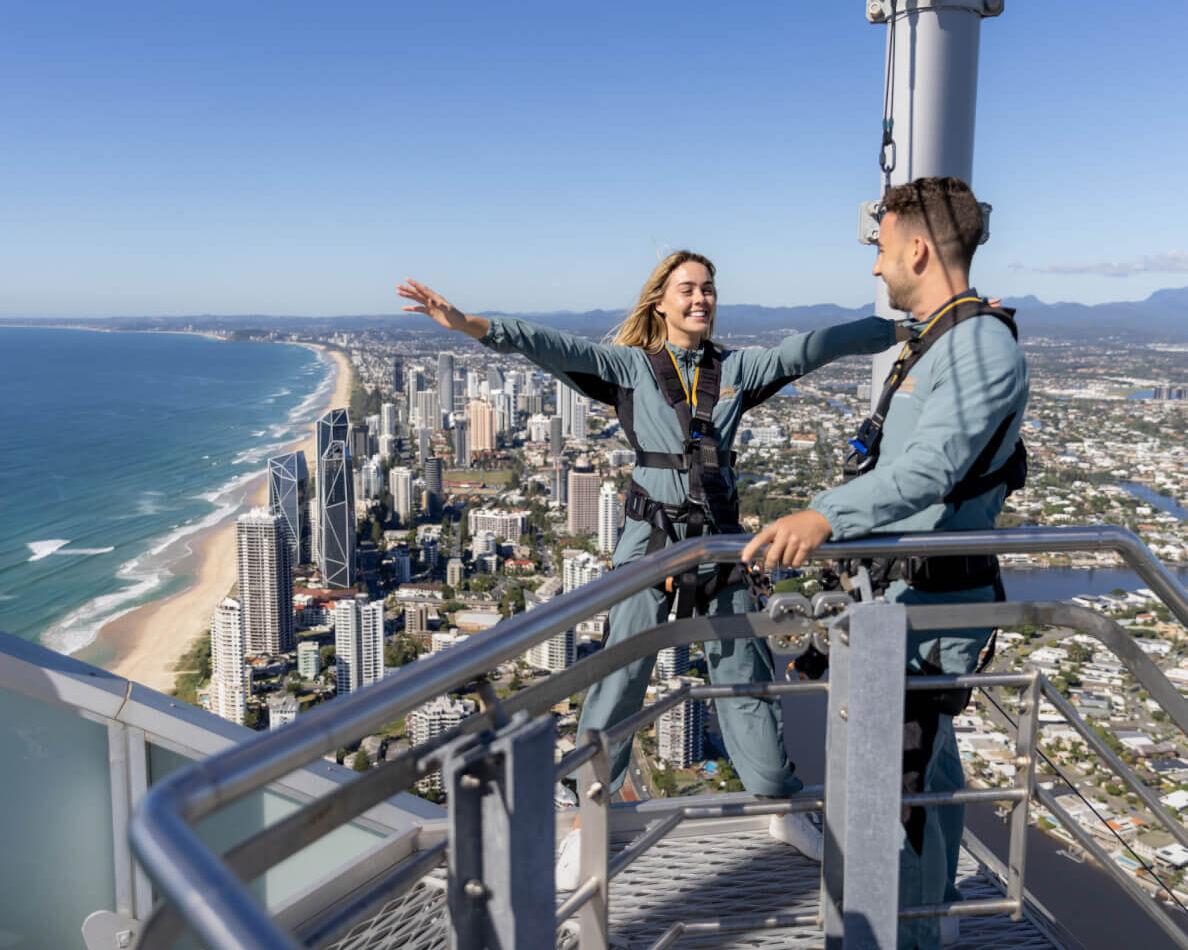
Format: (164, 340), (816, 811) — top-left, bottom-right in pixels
(839, 631), (850, 646)
(117, 932), (133, 949)
(984, 0), (1005, 14)
(464, 879), (487, 900)
(1017, 703), (1031, 716)
(839, 707), (848, 721)
(587, 781), (606, 802)
(775, 636), (790, 649)
(459, 774), (481, 790)
(1014, 755), (1031, 770)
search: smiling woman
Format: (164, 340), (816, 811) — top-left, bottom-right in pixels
(396, 252), (900, 880)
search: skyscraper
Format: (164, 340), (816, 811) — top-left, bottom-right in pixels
(389, 466), (413, 523)
(598, 481), (620, 554)
(656, 678), (706, 768)
(549, 415), (563, 458)
(414, 390), (442, 431)
(317, 408), (350, 469)
(454, 417), (470, 468)
(424, 457), (443, 519)
(572, 396), (588, 441)
(438, 353), (455, 423)
(334, 595), (385, 697)
(267, 451), (310, 565)
(552, 458), (569, 505)
(318, 440), (356, 589)
(210, 597), (248, 725)
(381, 403), (396, 438)
(556, 379), (574, 435)
(236, 508), (294, 655)
(488, 366), (504, 392)
(469, 399), (496, 453)
(408, 696), (476, 791)
(391, 354), (404, 393)
(349, 423), (371, 462)
(567, 463), (601, 536)
(563, 551), (605, 593)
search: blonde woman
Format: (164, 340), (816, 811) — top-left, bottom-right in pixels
(398, 253), (902, 881)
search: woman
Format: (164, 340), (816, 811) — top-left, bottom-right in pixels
(398, 253), (902, 874)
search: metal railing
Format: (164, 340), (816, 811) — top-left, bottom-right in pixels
(129, 525), (1188, 949)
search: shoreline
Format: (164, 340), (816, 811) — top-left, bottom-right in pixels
(90, 341), (354, 693)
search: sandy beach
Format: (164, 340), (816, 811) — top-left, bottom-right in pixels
(94, 343), (354, 693)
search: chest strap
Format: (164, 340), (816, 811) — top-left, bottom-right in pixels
(844, 295), (1027, 505)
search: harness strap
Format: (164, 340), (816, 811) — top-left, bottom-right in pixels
(635, 449), (737, 470)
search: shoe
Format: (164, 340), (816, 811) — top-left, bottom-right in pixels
(940, 915), (960, 946)
(556, 827), (581, 892)
(768, 812), (823, 862)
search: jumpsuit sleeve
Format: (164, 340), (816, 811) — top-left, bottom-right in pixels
(734, 316), (898, 410)
(811, 319), (1027, 540)
(480, 315), (636, 395)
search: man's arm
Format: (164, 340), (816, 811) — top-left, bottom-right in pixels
(743, 320), (1025, 568)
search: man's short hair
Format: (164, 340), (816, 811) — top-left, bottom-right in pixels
(882, 177), (982, 272)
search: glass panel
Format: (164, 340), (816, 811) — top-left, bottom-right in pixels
(148, 743), (385, 908)
(0, 686), (115, 949)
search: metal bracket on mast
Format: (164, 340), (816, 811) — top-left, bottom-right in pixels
(858, 200), (993, 245)
(865, 0), (1004, 23)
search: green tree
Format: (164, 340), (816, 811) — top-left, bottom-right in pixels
(352, 750), (371, 773)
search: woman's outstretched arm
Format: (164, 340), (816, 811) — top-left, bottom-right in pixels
(397, 279), (489, 339)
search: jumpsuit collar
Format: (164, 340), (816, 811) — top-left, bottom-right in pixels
(904, 287), (979, 333)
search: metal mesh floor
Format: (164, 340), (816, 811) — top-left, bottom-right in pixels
(564, 825), (1069, 950)
(315, 825), (1070, 950)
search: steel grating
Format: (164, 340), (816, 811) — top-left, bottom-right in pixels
(318, 873), (448, 950)
(315, 825), (1068, 950)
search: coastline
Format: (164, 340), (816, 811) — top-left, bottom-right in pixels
(91, 342), (354, 693)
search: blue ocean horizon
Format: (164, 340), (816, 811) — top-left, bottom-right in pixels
(0, 327), (330, 653)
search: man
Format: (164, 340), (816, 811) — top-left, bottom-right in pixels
(742, 176), (1029, 950)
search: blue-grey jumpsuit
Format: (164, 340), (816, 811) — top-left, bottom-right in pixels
(810, 291), (1029, 950)
(480, 314), (898, 795)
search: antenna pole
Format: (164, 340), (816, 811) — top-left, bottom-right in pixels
(861, 0), (1004, 405)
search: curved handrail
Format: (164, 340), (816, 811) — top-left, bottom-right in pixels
(129, 524), (1187, 950)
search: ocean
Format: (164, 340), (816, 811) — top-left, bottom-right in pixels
(0, 327), (329, 654)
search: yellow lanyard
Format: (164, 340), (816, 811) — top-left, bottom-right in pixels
(666, 347), (702, 408)
(887, 295), (980, 388)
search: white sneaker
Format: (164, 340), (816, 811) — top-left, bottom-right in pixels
(940, 915), (960, 946)
(768, 812), (823, 862)
(556, 827), (581, 892)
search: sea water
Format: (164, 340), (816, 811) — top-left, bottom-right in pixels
(0, 327), (329, 652)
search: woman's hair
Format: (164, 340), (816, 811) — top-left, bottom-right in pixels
(609, 250), (716, 351)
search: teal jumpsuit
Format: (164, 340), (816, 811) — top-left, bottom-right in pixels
(480, 314), (898, 795)
(810, 291), (1029, 950)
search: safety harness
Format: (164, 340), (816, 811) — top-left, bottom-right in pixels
(836, 294), (1027, 595)
(619, 343), (751, 617)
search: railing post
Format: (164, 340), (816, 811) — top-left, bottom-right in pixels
(444, 710), (556, 949)
(1007, 669), (1040, 917)
(577, 730), (612, 950)
(823, 602), (908, 949)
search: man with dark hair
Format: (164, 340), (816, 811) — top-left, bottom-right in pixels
(743, 176), (1029, 949)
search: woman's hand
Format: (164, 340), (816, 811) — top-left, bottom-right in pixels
(396, 279), (489, 340)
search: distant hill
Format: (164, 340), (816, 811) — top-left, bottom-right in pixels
(5, 287), (1188, 341)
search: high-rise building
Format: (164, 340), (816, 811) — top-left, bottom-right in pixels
(318, 440), (356, 589)
(471, 530), (497, 557)
(378, 433), (396, 459)
(438, 353), (455, 424)
(417, 426), (431, 463)
(446, 557), (464, 587)
(317, 409), (350, 470)
(349, 424), (371, 462)
(598, 482), (620, 554)
(556, 380), (574, 435)
(488, 367), (504, 392)
(524, 580), (573, 672)
(404, 603), (429, 636)
(334, 595), (385, 697)
(552, 458), (569, 505)
(656, 645), (690, 679)
(567, 463), (601, 535)
(572, 396), (588, 441)
(389, 466), (413, 522)
(210, 597), (248, 725)
(656, 677), (706, 768)
(359, 458), (382, 501)
(421, 536), (440, 571)
(391, 543), (412, 584)
(414, 390), (442, 431)
(549, 415), (563, 458)
(391, 354), (404, 393)
(424, 458), (443, 519)
(236, 508), (294, 655)
(408, 695), (476, 791)
(381, 403), (397, 438)
(469, 399), (496, 454)
(267, 451), (310, 565)
(405, 365), (425, 405)
(467, 508), (526, 543)
(454, 418), (470, 468)
(563, 551), (605, 593)
(297, 640), (321, 679)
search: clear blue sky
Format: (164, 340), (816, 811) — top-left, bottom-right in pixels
(2, 2), (1184, 317)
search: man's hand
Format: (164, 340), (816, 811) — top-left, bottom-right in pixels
(741, 510), (834, 570)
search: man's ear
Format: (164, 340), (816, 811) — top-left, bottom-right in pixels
(911, 234), (930, 274)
